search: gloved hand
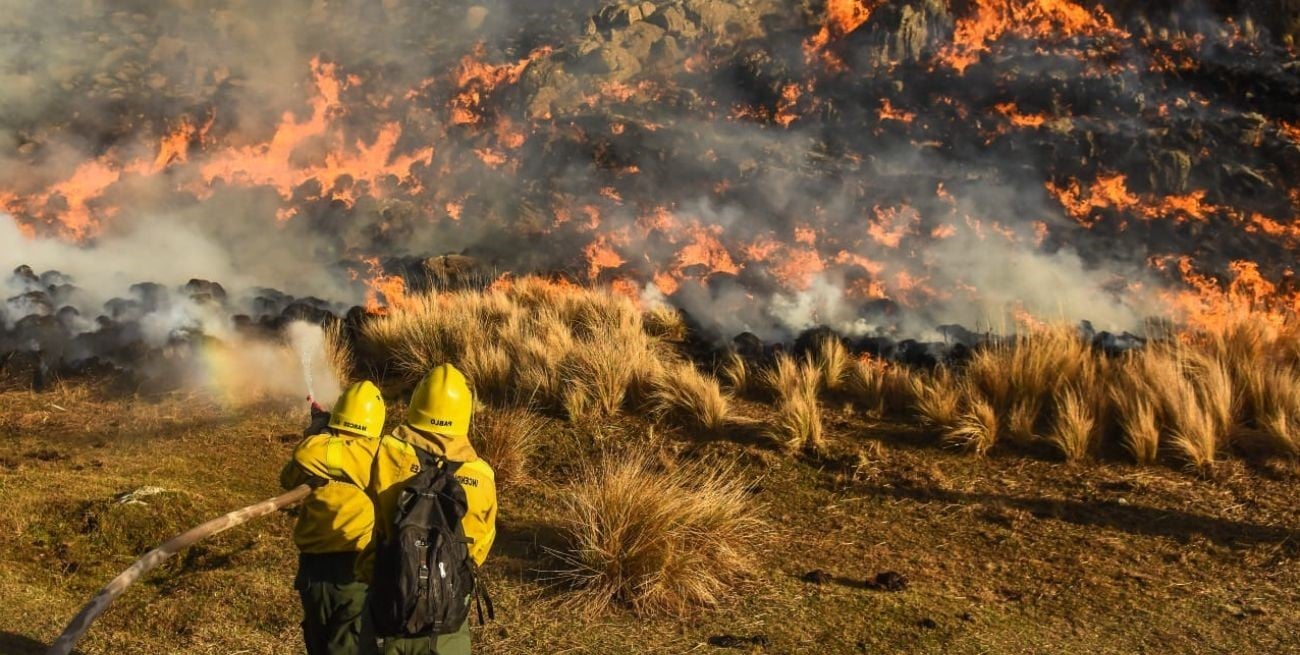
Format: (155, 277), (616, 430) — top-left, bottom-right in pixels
(304, 398), (331, 436)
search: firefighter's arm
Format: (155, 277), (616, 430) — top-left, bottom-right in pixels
(469, 468), (498, 566)
(279, 457), (309, 491)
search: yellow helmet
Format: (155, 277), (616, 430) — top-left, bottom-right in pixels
(406, 363), (473, 436)
(328, 380), (386, 439)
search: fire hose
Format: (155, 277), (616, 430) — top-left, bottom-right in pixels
(45, 483), (314, 655)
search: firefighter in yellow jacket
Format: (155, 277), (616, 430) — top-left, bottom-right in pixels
(280, 381), (386, 655)
(358, 363), (497, 655)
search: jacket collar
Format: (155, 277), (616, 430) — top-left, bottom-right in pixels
(391, 423), (478, 462)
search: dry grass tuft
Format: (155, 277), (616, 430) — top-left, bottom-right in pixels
(845, 357), (886, 415)
(1048, 388), (1096, 462)
(472, 406), (546, 487)
(912, 368), (962, 430)
(643, 306), (688, 342)
(363, 278), (666, 414)
(322, 320), (354, 384)
(770, 384), (825, 454)
(1007, 398), (1042, 444)
(944, 393), (998, 455)
(719, 351), (751, 396)
(1110, 384), (1160, 465)
(811, 335), (852, 394)
(650, 361), (731, 434)
(555, 454), (765, 617)
(762, 354), (825, 453)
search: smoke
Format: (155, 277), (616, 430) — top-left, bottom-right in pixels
(286, 320), (344, 407)
(173, 320), (343, 406)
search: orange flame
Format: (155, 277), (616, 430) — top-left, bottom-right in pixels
(939, 0), (1124, 73)
(199, 58), (433, 213)
(993, 102), (1048, 128)
(877, 99), (915, 123)
(805, 0), (875, 54)
(450, 44), (552, 126)
(361, 257), (412, 315)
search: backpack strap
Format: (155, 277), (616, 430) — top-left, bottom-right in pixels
(472, 566), (495, 625)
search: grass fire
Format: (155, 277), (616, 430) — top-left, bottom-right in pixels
(3, 0), (1300, 653)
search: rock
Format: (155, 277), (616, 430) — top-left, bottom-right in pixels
(184, 278), (228, 304)
(801, 569), (832, 584)
(707, 634), (770, 649)
(115, 486), (172, 505)
(421, 254), (490, 290)
(865, 570), (909, 591)
(615, 21), (667, 61)
(1149, 149), (1192, 194)
(848, 0), (953, 66)
(683, 0), (738, 35)
(917, 617), (938, 630)
(646, 4), (695, 36)
(595, 2), (651, 30)
(582, 43), (643, 82)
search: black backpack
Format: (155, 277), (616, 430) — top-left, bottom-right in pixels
(369, 448), (491, 638)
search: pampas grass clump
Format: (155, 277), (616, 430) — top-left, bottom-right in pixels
(555, 454), (765, 617)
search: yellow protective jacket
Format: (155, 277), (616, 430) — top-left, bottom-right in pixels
(356, 424), (497, 582)
(280, 430), (382, 554)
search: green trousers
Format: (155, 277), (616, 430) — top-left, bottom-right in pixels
(378, 620), (470, 655)
(295, 552), (375, 655)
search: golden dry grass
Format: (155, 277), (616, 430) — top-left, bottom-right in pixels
(845, 357), (887, 415)
(322, 320), (354, 384)
(650, 361), (731, 435)
(719, 351), (751, 396)
(912, 368), (962, 430)
(762, 354), (826, 453)
(811, 335), (852, 394)
(643, 306), (688, 343)
(1048, 388), (1096, 462)
(1110, 383), (1160, 465)
(555, 453), (766, 617)
(363, 278), (666, 414)
(363, 285), (1300, 468)
(472, 406), (546, 487)
(944, 393), (998, 455)
(1007, 398), (1042, 444)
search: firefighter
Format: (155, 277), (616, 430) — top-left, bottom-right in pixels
(358, 363), (497, 655)
(280, 380), (387, 655)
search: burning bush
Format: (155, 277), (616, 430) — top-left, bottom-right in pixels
(554, 454), (765, 617)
